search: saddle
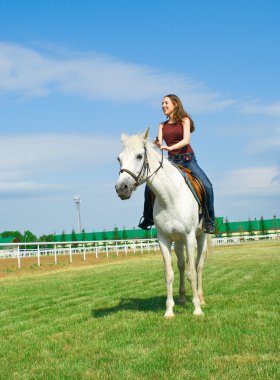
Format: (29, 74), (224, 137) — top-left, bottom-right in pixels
(148, 164), (206, 210)
(176, 164), (206, 207)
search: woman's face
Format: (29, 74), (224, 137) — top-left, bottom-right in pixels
(162, 97), (176, 117)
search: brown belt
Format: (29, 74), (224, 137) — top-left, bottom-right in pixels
(170, 153), (193, 160)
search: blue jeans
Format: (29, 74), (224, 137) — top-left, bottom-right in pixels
(142, 153), (215, 226)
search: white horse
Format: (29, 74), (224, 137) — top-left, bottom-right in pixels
(115, 128), (209, 317)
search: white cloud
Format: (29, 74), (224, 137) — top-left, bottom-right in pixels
(247, 136), (280, 154)
(216, 166), (280, 197)
(213, 123), (280, 155)
(245, 126), (280, 154)
(2, 42), (280, 118)
(241, 100), (280, 117)
(0, 180), (63, 198)
(0, 42), (234, 113)
(0, 133), (121, 197)
(0, 133), (120, 173)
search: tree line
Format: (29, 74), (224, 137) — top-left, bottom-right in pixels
(214, 215), (278, 238)
(1, 216), (278, 245)
(0, 226), (155, 247)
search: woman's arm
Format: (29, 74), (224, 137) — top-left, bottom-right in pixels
(154, 123), (163, 147)
(160, 117), (191, 152)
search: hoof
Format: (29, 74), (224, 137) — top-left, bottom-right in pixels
(164, 311), (175, 319)
(178, 296), (186, 305)
(193, 309), (204, 317)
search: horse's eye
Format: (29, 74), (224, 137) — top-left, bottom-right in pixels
(136, 154), (143, 160)
(117, 157), (120, 162)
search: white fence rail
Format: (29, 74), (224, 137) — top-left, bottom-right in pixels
(0, 234), (279, 269)
(212, 234), (279, 246)
(0, 239), (160, 268)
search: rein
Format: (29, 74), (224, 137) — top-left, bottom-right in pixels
(120, 146), (163, 188)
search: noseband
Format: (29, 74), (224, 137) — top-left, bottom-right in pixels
(119, 146), (163, 188)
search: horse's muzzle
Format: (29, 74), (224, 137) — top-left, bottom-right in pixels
(115, 182), (133, 200)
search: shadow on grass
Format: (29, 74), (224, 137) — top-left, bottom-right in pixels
(91, 295), (192, 318)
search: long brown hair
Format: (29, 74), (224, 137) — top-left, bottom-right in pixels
(165, 94), (195, 132)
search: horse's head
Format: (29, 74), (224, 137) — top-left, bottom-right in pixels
(115, 128), (149, 200)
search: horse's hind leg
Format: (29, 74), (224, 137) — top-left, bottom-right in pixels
(196, 233), (208, 306)
(158, 235), (175, 318)
(185, 231), (203, 316)
(174, 241), (186, 305)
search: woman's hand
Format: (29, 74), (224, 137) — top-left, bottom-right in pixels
(160, 145), (172, 152)
(153, 137), (161, 147)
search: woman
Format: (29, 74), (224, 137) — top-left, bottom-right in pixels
(138, 94), (215, 234)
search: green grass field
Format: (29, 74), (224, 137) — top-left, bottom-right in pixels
(0, 241), (279, 380)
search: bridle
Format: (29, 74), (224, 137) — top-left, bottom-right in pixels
(119, 145), (163, 188)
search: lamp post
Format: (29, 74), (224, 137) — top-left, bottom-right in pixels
(73, 195), (82, 234)
(273, 215), (278, 233)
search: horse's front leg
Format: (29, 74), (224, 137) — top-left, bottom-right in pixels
(186, 231), (203, 316)
(196, 233), (208, 306)
(158, 235), (175, 318)
(174, 241), (186, 305)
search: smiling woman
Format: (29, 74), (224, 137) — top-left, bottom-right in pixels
(138, 94), (216, 234)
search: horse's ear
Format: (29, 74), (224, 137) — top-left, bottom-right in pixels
(143, 127), (150, 144)
(121, 133), (128, 145)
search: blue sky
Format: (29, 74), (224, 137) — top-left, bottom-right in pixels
(0, 0), (279, 235)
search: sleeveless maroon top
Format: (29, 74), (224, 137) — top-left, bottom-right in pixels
(162, 121), (193, 157)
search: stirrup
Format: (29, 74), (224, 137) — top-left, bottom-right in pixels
(203, 222), (215, 234)
(138, 216), (153, 230)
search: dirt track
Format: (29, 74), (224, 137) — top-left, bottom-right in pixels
(0, 251), (153, 279)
